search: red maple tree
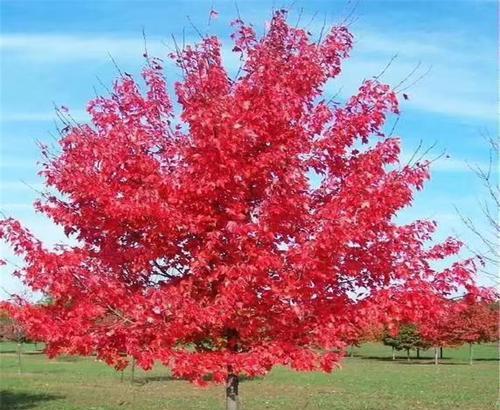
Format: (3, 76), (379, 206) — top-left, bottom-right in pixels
(425, 298), (498, 364)
(454, 300), (498, 345)
(0, 308), (26, 343)
(417, 298), (463, 364)
(0, 11), (485, 407)
(416, 294), (497, 364)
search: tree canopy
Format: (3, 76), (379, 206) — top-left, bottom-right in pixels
(0, 11), (487, 385)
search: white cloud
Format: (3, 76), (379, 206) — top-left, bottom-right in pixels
(0, 215), (68, 300)
(0, 34), (153, 62)
(1, 109), (89, 123)
(326, 22), (496, 121)
(399, 153), (490, 173)
(0, 32), (233, 66)
(0, 159), (39, 169)
(397, 139), (494, 173)
(0, 203), (34, 210)
(1, 181), (43, 191)
(335, 59), (496, 122)
(0, 22), (495, 122)
(431, 157), (490, 173)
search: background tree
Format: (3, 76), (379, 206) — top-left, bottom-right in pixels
(0, 11), (486, 409)
(382, 329), (399, 361)
(417, 296), (497, 365)
(419, 298), (461, 365)
(382, 324), (430, 361)
(443, 299), (498, 364)
(348, 323), (385, 357)
(0, 307), (28, 374)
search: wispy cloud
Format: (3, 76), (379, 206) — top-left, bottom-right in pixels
(0, 158), (42, 169)
(1, 109), (90, 123)
(0, 34), (158, 62)
(0, 19), (495, 121)
(0, 32), (243, 72)
(1, 181), (44, 191)
(399, 153), (489, 173)
(331, 24), (496, 121)
(432, 157), (493, 173)
(0, 213), (70, 298)
(0, 203), (34, 211)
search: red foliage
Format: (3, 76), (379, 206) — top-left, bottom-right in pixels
(0, 306), (26, 342)
(421, 297), (498, 347)
(0, 12), (486, 384)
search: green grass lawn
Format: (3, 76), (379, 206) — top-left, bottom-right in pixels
(0, 342), (498, 409)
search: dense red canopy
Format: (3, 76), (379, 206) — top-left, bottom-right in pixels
(0, 12), (484, 384)
(420, 298), (498, 347)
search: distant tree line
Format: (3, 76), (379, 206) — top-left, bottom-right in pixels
(380, 300), (498, 364)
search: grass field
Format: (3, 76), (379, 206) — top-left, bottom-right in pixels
(0, 342), (498, 409)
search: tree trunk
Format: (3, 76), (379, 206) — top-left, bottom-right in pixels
(224, 328), (240, 410)
(392, 346), (395, 361)
(406, 349), (410, 362)
(349, 345), (354, 357)
(469, 343), (473, 365)
(434, 347), (439, 365)
(16, 342), (22, 374)
(439, 346), (443, 359)
(226, 373), (239, 410)
(130, 357), (136, 383)
(416, 348), (420, 359)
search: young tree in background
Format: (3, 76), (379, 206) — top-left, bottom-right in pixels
(444, 299), (498, 365)
(382, 330), (399, 361)
(0, 308), (28, 374)
(418, 298), (462, 365)
(348, 323), (385, 357)
(0, 11), (487, 409)
(418, 296), (498, 365)
(382, 324), (430, 361)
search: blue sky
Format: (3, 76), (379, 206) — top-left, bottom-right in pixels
(0, 0), (497, 297)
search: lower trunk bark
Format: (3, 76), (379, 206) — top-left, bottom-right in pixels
(226, 373), (239, 410)
(439, 347), (443, 359)
(434, 347), (439, 365)
(392, 346), (396, 360)
(130, 357), (136, 383)
(416, 348), (420, 359)
(406, 349), (410, 362)
(16, 342), (22, 374)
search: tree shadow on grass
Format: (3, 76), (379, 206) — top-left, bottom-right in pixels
(394, 358), (500, 365)
(239, 375), (263, 383)
(396, 361), (464, 366)
(356, 355), (393, 361)
(358, 356), (464, 365)
(0, 351), (44, 356)
(0, 390), (63, 410)
(132, 373), (262, 385)
(472, 358), (499, 362)
(132, 375), (178, 385)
